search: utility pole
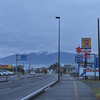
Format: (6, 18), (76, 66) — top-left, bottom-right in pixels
(16, 55), (18, 75)
(55, 16), (60, 82)
(29, 58), (31, 75)
(98, 18), (100, 80)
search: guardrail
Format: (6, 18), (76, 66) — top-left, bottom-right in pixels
(21, 81), (57, 100)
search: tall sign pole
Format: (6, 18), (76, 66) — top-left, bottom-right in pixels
(55, 16), (60, 82)
(81, 38), (91, 80)
(98, 18), (100, 80)
(16, 55), (18, 75)
(16, 55), (27, 76)
(75, 46), (82, 77)
(29, 58), (31, 75)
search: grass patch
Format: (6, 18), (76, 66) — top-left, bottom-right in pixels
(81, 79), (100, 82)
(17, 78), (20, 80)
(93, 88), (100, 98)
(69, 73), (78, 77)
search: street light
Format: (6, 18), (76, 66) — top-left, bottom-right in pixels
(55, 16), (60, 82)
(29, 58), (31, 75)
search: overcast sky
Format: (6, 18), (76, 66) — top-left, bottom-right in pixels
(0, 0), (100, 58)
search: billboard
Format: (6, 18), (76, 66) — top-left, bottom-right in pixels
(81, 38), (91, 49)
(0, 65), (12, 69)
(79, 68), (99, 76)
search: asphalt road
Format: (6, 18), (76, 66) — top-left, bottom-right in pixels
(31, 74), (97, 100)
(0, 74), (58, 100)
(0, 73), (42, 82)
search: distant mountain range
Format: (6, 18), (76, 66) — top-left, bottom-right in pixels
(0, 52), (76, 66)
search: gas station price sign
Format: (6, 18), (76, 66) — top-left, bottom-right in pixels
(81, 38), (91, 49)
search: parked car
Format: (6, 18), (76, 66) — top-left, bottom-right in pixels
(6, 71), (14, 75)
(31, 71), (35, 75)
(0, 70), (8, 76)
(0, 71), (3, 76)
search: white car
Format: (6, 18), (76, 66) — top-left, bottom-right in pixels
(6, 71), (14, 75)
(31, 71), (35, 75)
(0, 70), (8, 76)
(0, 72), (3, 76)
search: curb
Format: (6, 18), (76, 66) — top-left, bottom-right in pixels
(0, 80), (9, 83)
(21, 81), (58, 100)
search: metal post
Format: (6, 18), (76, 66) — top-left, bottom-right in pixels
(29, 58), (31, 75)
(94, 54), (96, 80)
(56, 16), (60, 82)
(16, 55), (18, 76)
(58, 18), (60, 82)
(78, 62), (80, 77)
(98, 18), (100, 80)
(85, 53), (86, 80)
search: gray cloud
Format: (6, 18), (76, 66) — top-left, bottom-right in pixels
(0, 0), (100, 57)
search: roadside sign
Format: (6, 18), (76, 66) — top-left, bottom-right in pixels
(75, 54), (83, 62)
(79, 68), (99, 77)
(96, 57), (99, 68)
(82, 50), (91, 53)
(83, 53), (90, 58)
(0, 65), (12, 69)
(21, 55), (27, 61)
(82, 50), (91, 59)
(76, 47), (82, 53)
(92, 61), (95, 67)
(81, 38), (91, 49)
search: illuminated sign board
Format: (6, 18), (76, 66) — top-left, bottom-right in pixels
(81, 38), (91, 49)
(0, 65), (12, 69)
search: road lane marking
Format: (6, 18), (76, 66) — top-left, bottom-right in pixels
(0, 88), (10, 92)
(73, 81), (80, 100)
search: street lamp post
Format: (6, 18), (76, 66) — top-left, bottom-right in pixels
(29, 58), (31, 75)
(55, 16), (60, 82)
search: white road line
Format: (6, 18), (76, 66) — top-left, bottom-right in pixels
(21, 81), (56, 100)
(73, 81), (80, 100)
(0, 88), (10, 92)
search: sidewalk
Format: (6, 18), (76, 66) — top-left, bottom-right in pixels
(32, 75), (98, 100)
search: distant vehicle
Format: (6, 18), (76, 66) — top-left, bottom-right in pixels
(0, 71), (3, 76)
(31, 71), (35, 75)
(0, 70), (8, 76)
(5, 71), (14, 75)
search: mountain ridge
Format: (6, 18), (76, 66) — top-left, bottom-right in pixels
(0, 52), (76, 65)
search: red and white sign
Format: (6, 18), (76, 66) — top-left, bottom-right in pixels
(82, 50), (91, 59)
(76, 47), (82, 53)
(0, 65), (8, 67)
(75, 47), (91, 58)
(79, 68), (99, 76)
(82, 50), (91, 53)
